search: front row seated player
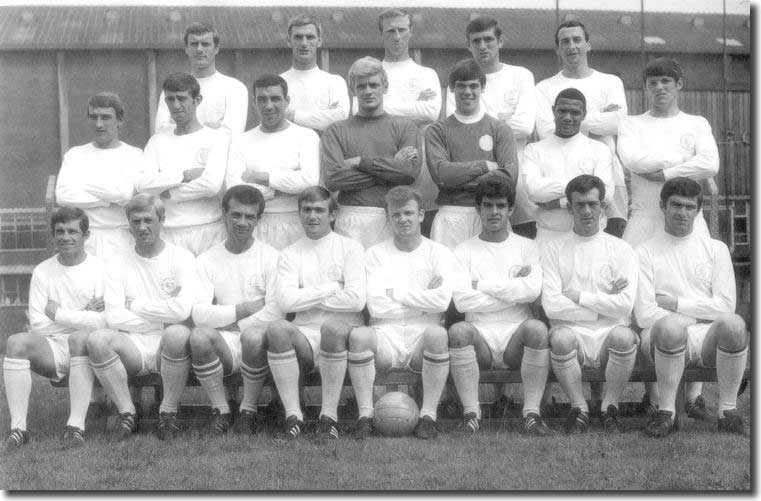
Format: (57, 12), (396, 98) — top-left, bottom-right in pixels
(449, 174), (551, 435)
(4, 208), (107, 450)
(635, 177), (748, 437)
(189, 185), (283, 435)
(265, 186), (366, 439)
(541, 175), (639, 433)
(348, 186), (456, 439)
(87, 194), (200, 441)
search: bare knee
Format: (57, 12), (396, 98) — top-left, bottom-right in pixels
(320, 319), (351, 352)
(68, 331), (90, 356)
(652, 315), (687, 352)
(549, 327), (577, 356)
(240, 327), (266, 354)
(189, 326), (216, 355)
(265, 319), (293, 343)
(606, 326), (638, 352)
(521, 319), (549, 350)
(163, 324), (191, 356)
(448, 321), (477, 349)
(87, 329), (117, 361)
(716, 313), (748, 351)
(5, 333), (30, 358)
(423, 326), (448, 354)
(349, 327), (375, 353)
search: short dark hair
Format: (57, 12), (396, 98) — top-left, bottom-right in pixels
(253, 74), (288, 99)
(222, 185), (266, 217)
(465, 15), (502, 40)
(565, 174), (606, 203)
(554, 87), (587, 112)
(384, 186), (422, 213)
(474, 173), (515, 208)
(298, 186), (337, 212)
(378, 8), (411, 32)
(643, 57), (684, 84)
(163, 73), (200, 99)
(183, 22), (219, 47)
(288, 14), (321, 38)
(50, 207), (89, 234)
(554, 20), (590, 46)
(448, 58), (485, 91)
(88, 92), (124, 121)
(660, 177), (703, 211)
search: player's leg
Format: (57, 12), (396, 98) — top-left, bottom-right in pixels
(700, 314), (748, 433)
(190, 326), (235, 434)
(154, 324), (191, 440)
(3, 333), (58, 449)
(64, 331), (94, 446)
(598, 326), (638, 432)
(645, 314), (687, 437)
(265, 319), (314, 437)
(317, 320), (352, 439)
(411, 325), (450, 439)
(503, 319), (551, 436)
(448, 322), (491, 433)
(347, 326), (381, 439)
(238, 326), (268, 434)
(548, 326), (589, 433)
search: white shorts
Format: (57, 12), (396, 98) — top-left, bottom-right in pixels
(551, 324), (625, 369)
(623, 211), (709, 248)
(125, 332), (163, 376)
(217, 330), (242, 375)
(606, 185), (629, 221)
(430, 206), (483, 250)
(45, 334), (71, 382)
(294, 324), (321, 371)
(334, 206), (390, 249)
(163, 220), (227, 256)
(640, 321), (712, 368)
(85, 228), (133, 257)
(254, 212), (303, 251)
(473, 321), (523, 369)
(374, 323), (430, 369)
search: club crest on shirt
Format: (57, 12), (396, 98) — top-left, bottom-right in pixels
(502, 91), (519, 113)
(404, 78), (422, 94)
(597, 262), (617, 289)
(159, 275), (179, 298)
(479, 135), (494, 152)
(245, 273), (265, 298)
(693, 262), (712, 285)
(326, 263), (343, 282)
(195, 147), (210, 166)
(680, 133), (696, 152)
(508, 265), (524, 278)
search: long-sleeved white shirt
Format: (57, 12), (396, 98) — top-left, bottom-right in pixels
(523, 133), (615, 232)
(28, 253), (107, 336)
(617, 111), (720, 217)
(55, 142), (142, 229)
(352, 59), (442, 126)
(281, 66), (350, 132)
(225, 122), (320, 213)
(192, 240), (284, 332)
(275, 231), (366, 328)
(103, 242), (198, 333)
(155, 71), (248, 135)
(541, 230), (637, 331)
(453, 234), (542, 325)
(137, 126), (229, 228)
(366, 237), (455, 325)
(634, 230), (735, 329)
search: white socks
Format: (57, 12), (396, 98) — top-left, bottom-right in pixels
(716, 346), (748, 414)
(268, 350), (302, 421)
(601, 346), (637, 411)
(159, 354), (190, 414)
(319, 350), (347, 422)
(193, 357), (228, 414)
(348, 350), (376, 419)
(449, 346), (480, 418)
(551, 350), (588, 413)
(521, 347), (550, 417)
(3, 357), (31, 430)
(420, 351), (450, 420)
(67, 356), (94, 430)
(91, 355), (135, 415)
(240, 361), (268, 413)
(654, 347), (685, 414)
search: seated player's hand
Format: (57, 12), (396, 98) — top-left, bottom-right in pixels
(182, 167), (205, 183)
(514, 265), (532, 278)
(159, 189), (172, 200)
(485, 160), (499, 172)
(471, 279), (478, 290)
(606, 277), (629, 294)
(45, 299), (60, 320)
(656, 293), (678, 312)
(328, 101), (340, 109)
(602, 103), (621, 113)
(417, 88), (436, 101)
(563, 289), (581, 304)
(85, 296), (105, 312)
(428, 275), (443, 289)
(394, 146), (418, 163)
(343, 156), (361, 168)
(241, 299), (266, 317)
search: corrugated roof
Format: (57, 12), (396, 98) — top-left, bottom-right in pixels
(0, 6), (750, 53)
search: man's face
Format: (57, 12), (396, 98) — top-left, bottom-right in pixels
(88, 106), (122, 147)
(387, 199), (424, 239)
(477, 195), (512, 234)
(556, 26), (590, 68)
(165, 90), (200, 125)
(299, 198), (335, 240)
(353, 73), (387, 115)
(453, 79), (483, 116)
(468, 28), (503, 69)
(128, 207), (162, 247)
(553, 97), (585, 138)
(53, 219), (88, 258)
(569, 188), (602, 236)
(381, 15), (411, 59)
(662, 194), (698, 237)
(185, 32), (218, 71)
(646, 75), (683, 111)
(288, 24), (321, 67)
(224, 198), (260, 245)
(255, 85), (288, 130)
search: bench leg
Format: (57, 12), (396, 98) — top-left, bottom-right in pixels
(675, 381), (686, 418)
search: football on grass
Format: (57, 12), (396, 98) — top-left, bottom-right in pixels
(373, 391), (420, 437)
